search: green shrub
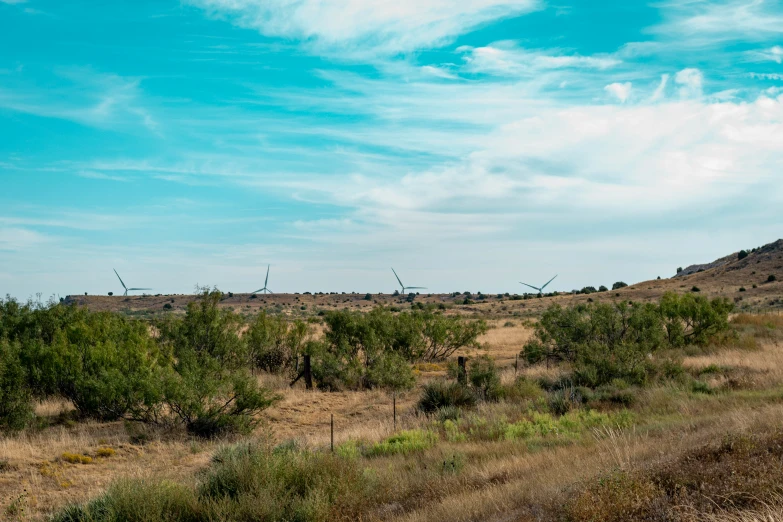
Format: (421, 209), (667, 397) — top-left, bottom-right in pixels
(467, 355), (501, 400)
(158, 289), (279, 436)
(246, 312), (308, 376)
(366, 429), (437, 457)
(738, 250), (749, 260)
(612, 282), (628, 290)
(769, 275), (777, 282)
(417, 381), (476, 413)
(0, 340), (34, 432)
(13, 304), (168, 421)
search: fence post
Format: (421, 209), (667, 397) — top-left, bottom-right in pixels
(458, 356), (466, 385)
(330, 414), (334, 453)
(515, 353), (519, 377)
(304, 354), (312, 390)
(393, 393), (397, 431)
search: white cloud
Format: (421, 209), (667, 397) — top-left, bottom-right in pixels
(0, 68), (158, 132)
(187, 0), (541, 56)
(604, 82), (632, 102)
(651, 0), (783, 45)
(459, 42), (620, 77)
(675, 68), (703, 98)
(651, 74), (670, 101)
(764, 45), (783, 63)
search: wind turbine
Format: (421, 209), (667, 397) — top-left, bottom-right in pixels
(113, 269), (152, 297)
(391, 268), (426, 295)
(252, 265), (273, 294)
(519, 274), (558, 295)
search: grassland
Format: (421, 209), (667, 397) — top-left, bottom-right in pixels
(2, 242), (782, 521)
(1, 310), (782, 521)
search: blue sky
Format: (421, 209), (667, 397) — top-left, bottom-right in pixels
(1, 0), (782, 299)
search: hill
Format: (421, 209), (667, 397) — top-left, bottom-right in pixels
(66, 239), (783, 317)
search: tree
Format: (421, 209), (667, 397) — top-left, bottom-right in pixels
(0, 339), (34, 432)
(612, 282), (628, 290)
(420, 312), (487, 361)
(738, 250), (749, 260)
(158, 289), (279, 436)
(598, 285), (608, 292)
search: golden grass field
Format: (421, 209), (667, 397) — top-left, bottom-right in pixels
(2, 312), (783, 520)
(2, 242), (782, 520)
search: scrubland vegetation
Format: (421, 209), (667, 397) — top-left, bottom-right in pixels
(2, 287), (783, 521)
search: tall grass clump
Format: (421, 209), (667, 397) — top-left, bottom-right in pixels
(417, 381), (476, 413)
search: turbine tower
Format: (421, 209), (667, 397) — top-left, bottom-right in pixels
(252, 265), (273, 294)
(391, 268), (427, 295)
(519, 274), (558, 295)
(113, 269), (152, 297)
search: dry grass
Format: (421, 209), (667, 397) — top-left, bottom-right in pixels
(5, 303), (783, 521)
(700, 495), (783, 522)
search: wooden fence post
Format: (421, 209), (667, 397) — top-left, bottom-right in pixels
(330, 414), (334, 453)
(304, 354), (312, 390)
(458, 356), (466, 385)
(393, 393), (397, 431)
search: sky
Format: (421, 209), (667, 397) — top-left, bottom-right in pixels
(1, 0), (782, 299)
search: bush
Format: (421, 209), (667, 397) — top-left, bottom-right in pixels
(769, 275), (777, 282)
(246, 312), (308, 376)
(158, 289), (280, 436)
(521, 294), (725, 388)
(16, 305), (168, 421)
(598, 285), (608, 292)
(659, 292), (733, 347)
(467, 355), (501, 401)
(738, 249), (749, 260)
(417, 381), (476, 413)
(691, 286), (700, 292)
(0, 340), (34, 432)
(612, 282), (628, 290)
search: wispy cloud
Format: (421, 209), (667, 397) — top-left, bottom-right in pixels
(0, 67), (158, 132)
(650, 0), (783, 45)
(458, 41), (621, 77)
(186, 0), (542, 56)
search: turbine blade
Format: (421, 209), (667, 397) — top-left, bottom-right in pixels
(265, 264), (270, 287)
(519, 282), (541, 292)
(391, 268), (404, 287)
(541, 274), (558, 290)
(252, 289), (264, 294)
(406, 286), (427, 289)
(265, 288), (273, 294)
(113, 269), (127, 291)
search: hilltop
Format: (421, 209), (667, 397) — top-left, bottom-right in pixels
(67, 239), (783, 317)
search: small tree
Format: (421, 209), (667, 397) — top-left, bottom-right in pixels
(598, 285), (608, 292)
(0, 339), (34, 432)
(612, 282), (628, 290)
(768, 275), (777, 282)
(738, 250), (749, 260)
(158, 289), (280, 436)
